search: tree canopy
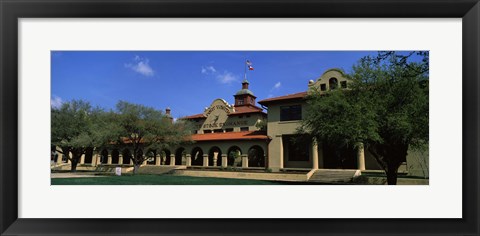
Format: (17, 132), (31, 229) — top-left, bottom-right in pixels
(51, 100), (104, 171)
(299, 51), (429, 184)
(96, 101), (192, 174)
(51, 100), (192, 173)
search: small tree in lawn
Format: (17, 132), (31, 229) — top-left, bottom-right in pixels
(105, 101), (192, 174)
(299, 51), (428, 185)
(51, 100), (104, 172)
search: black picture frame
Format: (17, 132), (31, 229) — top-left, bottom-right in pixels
(1, 0), (479, 235)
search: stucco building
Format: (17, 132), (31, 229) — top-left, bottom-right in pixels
(53, 68), (428, 177)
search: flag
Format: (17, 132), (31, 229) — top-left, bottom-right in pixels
(246, 60), (254, 70)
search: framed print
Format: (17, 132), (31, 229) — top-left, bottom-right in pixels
(1, 0), (479, 235)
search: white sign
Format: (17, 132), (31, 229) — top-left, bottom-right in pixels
(115, 167), (122, 176)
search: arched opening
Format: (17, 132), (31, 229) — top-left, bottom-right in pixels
(208, 146), (222, 167)
(111, 149), (120, 164)
(227, 146), (242, 167)
(146, 150), (156, 165)
(122, 149), (132, 165)
(84, 147), (93, 164)
(175, 147), (186, 165)
(100, 149), (108, 164)
(329, 77), (338, 90)
(161, 149), (171, 165)
(248, 145), (265, 167)
(191, 147), (204, 166)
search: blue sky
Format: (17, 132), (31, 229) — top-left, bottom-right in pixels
(51, 51), (411, 118)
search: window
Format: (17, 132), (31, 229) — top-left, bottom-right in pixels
(237, 99), (244, 105)
(340, 81), (347, 88)
(240, 127), (249, 131)
(238, 115), (243, 119)
(246, 114), (250, 118)
(320, 83), (327, 91)
(280, 105), (302, 121)
(213, 129), (223, 133)
(204, 130), (212, 134)
(224, 128), (234, 132)
(329, 77), (338, 90)
(282, 135), (309, 161)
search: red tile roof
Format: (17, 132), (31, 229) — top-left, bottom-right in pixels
(190, 131), (269, 141)
(181, 113), (205, 119)
(258, 91), (307, 105)
(229, 105), (265, 116)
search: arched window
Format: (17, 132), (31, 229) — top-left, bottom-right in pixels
(191, 147), (204, 166)
(248, 146), (265, 167)
(329, 77), (338, 90)
(227, 146), (242, 167)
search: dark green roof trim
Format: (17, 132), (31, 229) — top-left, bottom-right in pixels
(320, 68), (346, 77)
(235, 89), (254, 96)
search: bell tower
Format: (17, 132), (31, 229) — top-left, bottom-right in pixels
(234, 79), (257, 106)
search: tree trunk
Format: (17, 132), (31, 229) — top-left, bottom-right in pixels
(368, 143), (407, 185)
(70, 150), (82, 172)
(133, 164), (140, 175)
(385, 167), (398, 185)
(70, 158), (78, 172)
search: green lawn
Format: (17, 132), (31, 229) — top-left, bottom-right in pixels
(51, 174), (283, 185)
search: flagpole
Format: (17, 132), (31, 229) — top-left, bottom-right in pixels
(244, 58), (247, 80)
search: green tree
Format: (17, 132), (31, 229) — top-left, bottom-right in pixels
(101, 101), (192, 174)
(51, 100), (104, 172)
(299, 52), (428, 185)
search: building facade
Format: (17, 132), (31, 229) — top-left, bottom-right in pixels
(53, 69), (428, 177)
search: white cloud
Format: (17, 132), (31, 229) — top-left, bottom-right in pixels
(51, 95), (63, 109)
(216, 71), (238, 84)
(201, 65), (237, 84)
(273, 82), (281, 89)
(125, 56), (154, 77)
(201, 66), (216, 74)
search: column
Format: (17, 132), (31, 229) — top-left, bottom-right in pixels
(119, 154), (123, 165)
(357, 142), (366, 171)
(312, 139), (319, 170)
(92, 151), (98, 166)
(203, 154), (209, 167)
(221, 154), (227, 168)
(241, 154), (248, 168)
(186, 154), (192, 167)
(170, 154), (176, 166)
(56, 152), (64, 164)
(181, 154), (186, 165)
(155, 154), (161, 166)
(212, 152), (218, 167)
(107, 154), (112, 164)
(318, 141), (324, 168)
(98, 153), (103, 165)
(80, 154), (85, 164)
(265, 154), (269, 168)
